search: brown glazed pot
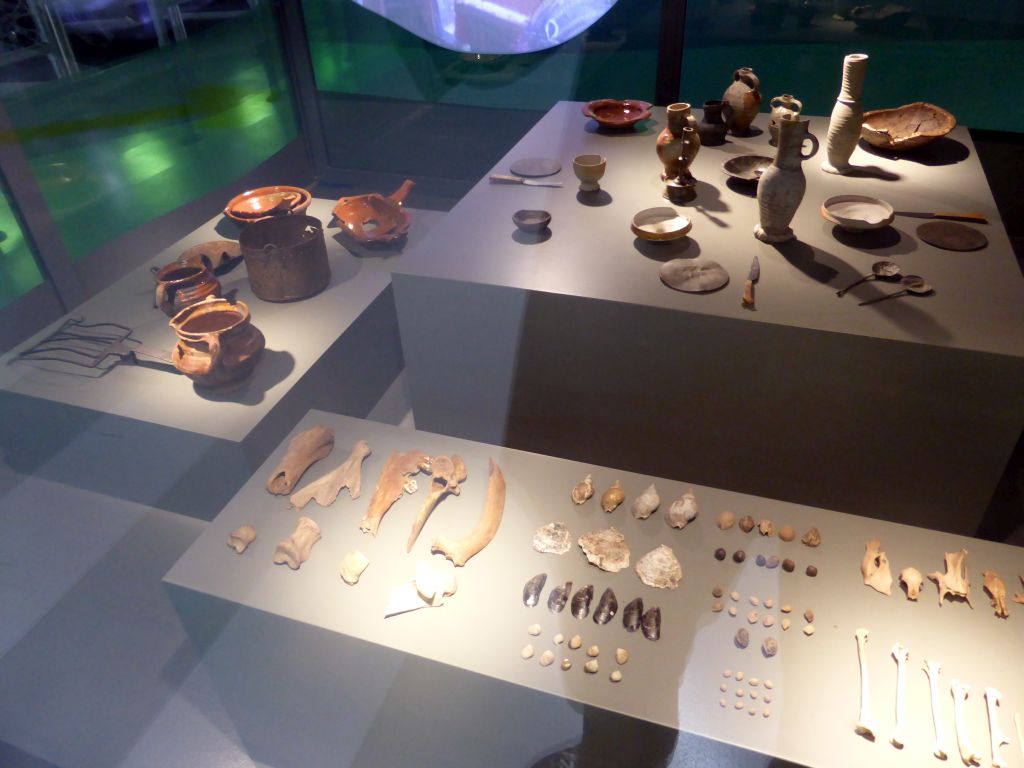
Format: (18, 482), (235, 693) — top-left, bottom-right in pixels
(722, 67), (762, 136)
(152, 260), (221, 317)
(238, 214), (331, 302)
(170, 296), (265, 390)
(697, 100), (728, 146)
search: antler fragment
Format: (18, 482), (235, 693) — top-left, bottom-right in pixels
(432, 459), (505, 566)
(290, 440), (371, 509)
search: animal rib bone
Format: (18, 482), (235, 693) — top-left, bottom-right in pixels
(924, 660), (948, 760)
(406, 455), (467, 552)
(861, 539), (893, 595)
(929, 549), (973, 607)
(273, 516), (321, 569)
(266, 426), (335, 495)
(951, 679), (982, 766)
(855, 628), (877, 740)
(359, 451), (431, 536)
(981, 570), (1009, 618)
(431, 459), (505, 566)
(900, 567), (923, 600)
(290, 440), (371, 509)
(227, 524), (256, 554)
(891, 643), (908, 748)
(984, 687), (1009, 768)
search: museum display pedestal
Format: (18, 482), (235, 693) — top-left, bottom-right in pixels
(165, 410), (1024, 768)
(391, 101), (1024, 535)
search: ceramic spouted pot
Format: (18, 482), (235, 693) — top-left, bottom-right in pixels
(152, 260), (221, 317)
(768, 94), (803, 146)
(170, 296), (265, 390)
(656, 103), (700, 181)
(755, 117), (819, 243)
(822, 53), (868, 174)
(722, 68), (761, 136)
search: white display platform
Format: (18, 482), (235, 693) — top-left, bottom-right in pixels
(165, 410), (1024, 768)
(391, 101), (1024, 534)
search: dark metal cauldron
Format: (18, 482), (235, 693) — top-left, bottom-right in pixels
(238, 214), (330, 302)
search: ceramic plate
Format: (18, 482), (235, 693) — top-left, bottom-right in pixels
(660, 258), (729, 293)
(582, 99), (653, 130)
(631, 207), (692, 241)
(917, 221), (988, 251)
(820, 195), (895, 231)
(224, 186), (311, 223)
(721, 155), (773, 183)
(509, 158), (562, 178)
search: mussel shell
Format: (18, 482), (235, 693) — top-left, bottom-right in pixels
(523, 573), (547, 607)
(593, 587), (618, 625)
(623, 597), (644, 632)
(571, 584), (594, 619)
(641, 606), (661, 641)
(547, 581), (572, 613)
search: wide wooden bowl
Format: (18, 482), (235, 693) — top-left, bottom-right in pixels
(860, 102), (956, 152)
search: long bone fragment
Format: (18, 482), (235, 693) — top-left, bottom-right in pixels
(273, 516), (321, 569)
(951, 679), (982, 766)
(359, 451), (431, 536)
(855, 628), (877, 740)
(924, 660), (948, 760)
(891, 643), (908, 748)
(431, 459), (505, 566)
(406, 455), (467, 552)
(984, 688), (1009, 768)
(290, 440), (371, 509)
(267, 426), (335, 495)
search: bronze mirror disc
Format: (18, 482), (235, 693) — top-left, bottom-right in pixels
(917, 221), (987, 251)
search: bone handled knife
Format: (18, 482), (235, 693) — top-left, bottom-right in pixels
(742, 255), (760, 309)
(489, 174), (563, 187)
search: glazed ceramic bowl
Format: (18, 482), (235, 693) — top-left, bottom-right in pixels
(861, 102), (956, 152)
(224, 186), (311, 223)
(512, 209), (552, 233)
(820, 195), (895, 231)
(631, 207), (692, 241)
(582, 99), (653, 130)
(721, 155), (773, 183)
(572, 154), (606, 192)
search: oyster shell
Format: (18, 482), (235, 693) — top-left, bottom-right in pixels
(641, 606), (661, 641)
(758, 519), (774, 536)
(636, 545), (683, 589)
(571, 584), (594, 619)
(630, 484), (660, 519)
(523, 573), (547, 607)
(578, 527), (631, 572)
(593, 587), (618, 625)
(601, 480), (625, 513)
(623, 597), (644, 632)
(547, 581), (572, 613)
(802, 527), (821, 547)
(666, 487), (698, 529)
(532, 522), (571, 555)
(571, 474), (594, 504)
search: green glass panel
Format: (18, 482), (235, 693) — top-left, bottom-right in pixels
(0, 176), (44, 308)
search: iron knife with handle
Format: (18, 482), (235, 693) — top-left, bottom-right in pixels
(741, 255), (760, 309)
(489, 174), (563, 188)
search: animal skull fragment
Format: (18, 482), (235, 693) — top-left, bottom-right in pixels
(861, 539), (893, 595)
(899, 567), (923, 600)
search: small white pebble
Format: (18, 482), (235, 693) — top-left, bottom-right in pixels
(561, 658), (572, 671)
(763, 615), (775, 628)
(748, 707), (756, 716)
(749, 677), (759, 686)
(615, 648), (629, 665)
(747, 611), (759, 624)
(719, 698), (727, 708)
(803, 624), (815, 636)
(720, 683), (728, 692)
(749, 596), (760, 606)
(781, 618), (791, 631)
(569, 635), (582, 649)
(735, 671), (745, 681)
(728, 606), (738, 617)
(764, 680), (774, 690)
(521, 644), (535, 659)
(584, 660), (599, 674)
(736, 688), (745, 697)
(586, 645), (600, 658)
(610, 670), (622, 683)
(764, 695), (772, 704)
(730, 591), (740, 602)
(712, 601), (724, 613)
(554, 633), (565, 645)
(763, 708), (771, 718)
(539, 650), (554, 666)
(750, 691), (758, 700)
(527, 624), (542, 636)
(723, 669), (733, 678)
(764, 598), (774, 609)
(735, 701), (744, 710)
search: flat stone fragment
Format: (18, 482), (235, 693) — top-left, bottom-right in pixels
(532, 522), (572, 555)
(527, 624), (542, 636)
(615, 648), (629, 665)
(522, 644), (535, 659)
(539, 650), (555, 666)
(584, 660), (599, 674)
(610, 670), (622, 682)
(586, 645), (600, 658)
(636, 544), (683, 589)
(762, 637), (778, 657)
(578, 526), (631, 573)
(803, 624), (815, 636)
(569, 634), (582, 649)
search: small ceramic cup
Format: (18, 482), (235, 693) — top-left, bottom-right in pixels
(572, 154), (606, 192)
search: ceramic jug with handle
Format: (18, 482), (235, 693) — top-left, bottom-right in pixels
(768, 94), (803, 146)
(755, 117), (819, 243)
(722, 68), (761, 136)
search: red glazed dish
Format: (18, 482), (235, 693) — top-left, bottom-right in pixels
(582, 99), (653, 129)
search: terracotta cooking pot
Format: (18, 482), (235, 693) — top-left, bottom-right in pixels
(333, 180), (414, 244)
(170, 296), (265, 390)
(152, 260), (221, 317)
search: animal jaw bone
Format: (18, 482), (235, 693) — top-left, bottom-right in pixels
(929, 549), (973, 608)
(359, 451), (431, 536)
(984, 687), (1009, 768)
(900, 567), (923, 600)
(924, 660), (948, 760)
(890, 643), (908, 749)
(290, 440), (371, 509)
(266, 425), (335, 495)
(861, 539), (893, 595)
(951, 680), (982, 766)
(227, 524), (256, 554)
(340, 550), (369, 585)
(981, 570), (1008, 618)
(273, 516), (321, 569)
(406, 455), (467, 553)
(431, 459), (505, 567)
(854, 628), (877, 740)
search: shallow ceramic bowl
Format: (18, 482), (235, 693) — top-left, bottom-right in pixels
(582, 99), (653, 129)
(722, 155), (773, 183)
(820, 195), (895, 231)
(631, 207), (692, 241)
(861, 102), (956, 151)
(224, 186), (311, 223)
(512, 209), (551, 233)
